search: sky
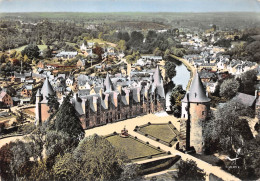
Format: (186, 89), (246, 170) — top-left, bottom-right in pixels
(0, 0), (260, 13)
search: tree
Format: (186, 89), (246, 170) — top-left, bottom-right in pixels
(153, 47), (162, 56)
(175, 159), (206, 181)
(53, 95), (85, 139)
(239, 69), (257, 95)
(117, 40), (127, 52)
(165, 61), (176, 80)
(0, 142), (15, 180)
(220, 78), (240, 99)
(53, 134), (134, 181)
(170, 85), (186, 118)
(45, 130), (78, 160)
(29, 159), (54, 181)
(204, 99), (254, 154)
(47, 94), (60, 119)
(21, 44), (40, 60)
(42, 46), (52, 58)
(10, 140), (34, 179)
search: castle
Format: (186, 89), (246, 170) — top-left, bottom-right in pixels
(180, 70), (211, 154)
(35, 66), (166, 128)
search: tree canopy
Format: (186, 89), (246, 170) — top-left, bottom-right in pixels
(21, 44), (40, 60)
(170, 85), (186, 118)
(219, 78), (240, 99)
(53, 134), (135, 181)
(53, 95), (85, 139)
(175, 159), (206, 181)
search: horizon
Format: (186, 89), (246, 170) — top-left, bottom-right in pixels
(0, 0), (260, 13)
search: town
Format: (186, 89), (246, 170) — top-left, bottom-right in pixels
(0, 9), (260, 181)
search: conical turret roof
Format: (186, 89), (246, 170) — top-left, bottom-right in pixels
(182, 91), (189, 103)
(188, 71), (210, 103)
(104, 73), (114, 92)
(41, 77), (54, 100)
(153, 66), (163, 86)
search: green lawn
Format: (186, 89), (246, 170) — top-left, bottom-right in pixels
(140, 124), (176, 143)
(106, 135), (164, 160)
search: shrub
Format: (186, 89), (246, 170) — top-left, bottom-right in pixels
(168, 121), (172, 124)
(134, 136), (137, 139)
(146, 142), (149, 144)
(174, 138), (178, 141)
(157, 147), (160, 149)
(167, 151), (171, 155)
(147, 156), (152, 159)
(135, 126), (139, 129)
(134, 129), (137, 132)
(156, 138), (160, 141)
(169, 144), (172, 147)
(148, 122), (151, 125)
(145, 134), (148, 136)
(113, 131), (117, 135)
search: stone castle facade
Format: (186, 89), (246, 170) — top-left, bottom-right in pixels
(36, 66), (166, 129)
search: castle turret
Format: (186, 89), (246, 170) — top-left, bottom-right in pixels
(188, 71), (211, 154)
(35, 77), (55, 124)
(35, 89), (42, 126)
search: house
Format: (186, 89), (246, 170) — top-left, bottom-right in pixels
(80, 43), (87, 51)
(21, 84), (33, 98)
(0, 92), (13, 107)
(37, 61), (46, 69)
(77, 59), (86, 69)
(66, 77), (74, 87)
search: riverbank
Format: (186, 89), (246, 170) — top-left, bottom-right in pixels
(170, 55), (195, 91)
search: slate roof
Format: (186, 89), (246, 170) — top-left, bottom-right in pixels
(182, 92), (189, 103)
(188, 71), (211, 103)
(153, 66), (163, 86)
(0, 92), (7, 101)
(71, 94), (84, 115)
(41, 78), (55, 102)
(234, 92), (256, 107)
(104, 73), (114, 92)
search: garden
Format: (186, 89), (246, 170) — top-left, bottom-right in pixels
(105, 133), (168, 161)
(135, 122), (180, 147)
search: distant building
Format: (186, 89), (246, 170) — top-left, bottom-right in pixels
(56, 51), (78, 59)
(0, 92), (13, 107)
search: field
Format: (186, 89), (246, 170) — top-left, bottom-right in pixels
(106, 134), (166, 161)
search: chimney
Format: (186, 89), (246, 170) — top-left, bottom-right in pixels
(113, 92), (119, 107)
(104, 93), (109, 109)
(137, 87), (141, 102)
(93, 96), (98, 112)
(124, 88), (130, 105)
(81, 98), (86, 114)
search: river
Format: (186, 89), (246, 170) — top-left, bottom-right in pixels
(165, 59), (191, 110)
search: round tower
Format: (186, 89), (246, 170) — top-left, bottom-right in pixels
(35, 89), (42, 126)
(188, 71), (211, 154)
